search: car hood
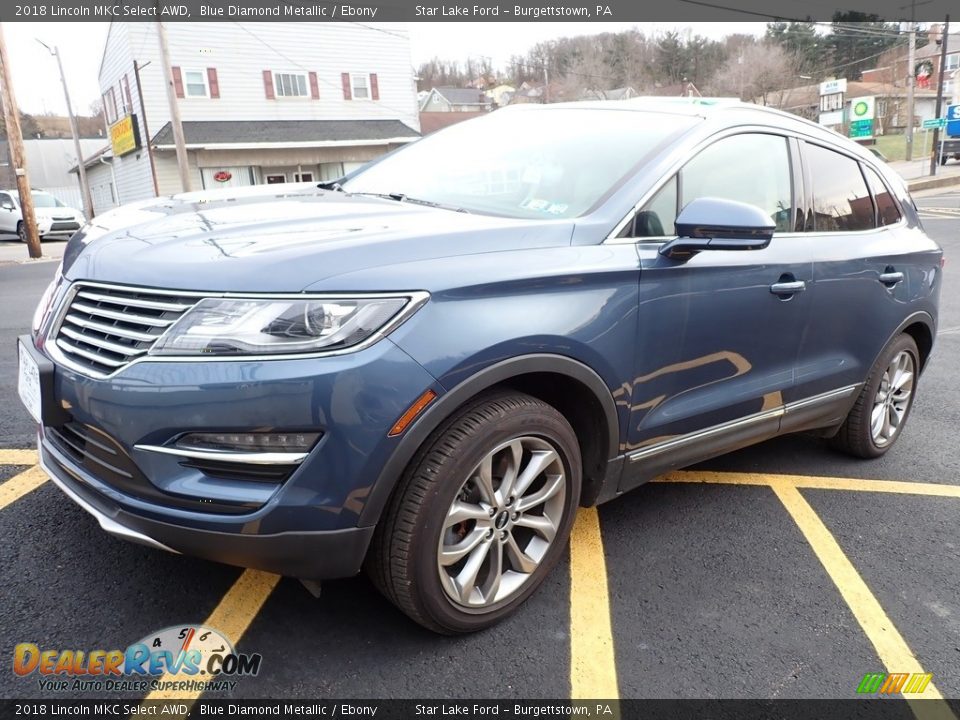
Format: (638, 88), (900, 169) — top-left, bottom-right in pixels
(63, 186), (576, 292)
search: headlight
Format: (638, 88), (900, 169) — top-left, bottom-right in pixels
(149, 295), (424, 356)
(32, 262), (63, 334)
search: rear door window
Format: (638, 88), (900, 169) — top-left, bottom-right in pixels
(804, 143), (875, 232)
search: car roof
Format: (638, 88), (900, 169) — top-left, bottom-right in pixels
(502, 97), (881, 167)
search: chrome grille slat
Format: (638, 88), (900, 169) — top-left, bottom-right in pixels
(76, 289), (193, 312)
(63, 314), (159, 342)
(54, 284), (198, 376)
(70, 302), (176, 328)
(56, 338), (127, 368)
(60, 326), (149, 357)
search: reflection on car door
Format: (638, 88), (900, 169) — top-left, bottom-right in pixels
(620, 132), (813, 489)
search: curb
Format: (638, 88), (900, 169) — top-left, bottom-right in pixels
(907, 174), (960, 193)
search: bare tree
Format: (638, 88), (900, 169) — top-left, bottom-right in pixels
(709, 42), (802, 107)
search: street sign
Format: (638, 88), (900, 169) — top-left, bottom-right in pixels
(848, 96), (875, 140)
(922, 117), (946, 130)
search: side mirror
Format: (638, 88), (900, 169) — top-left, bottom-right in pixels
(1, 201), (14, 211)
(659, 197), (775, 261)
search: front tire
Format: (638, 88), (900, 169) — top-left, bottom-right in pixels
(832, 333), (919, 459)
(17, 221), (26, 243)
(367, 391), (581, 634)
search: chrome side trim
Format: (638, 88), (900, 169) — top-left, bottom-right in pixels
(626, 384), (861, 463)
(627, 407), (783, 463)
(37, 439), (179, 554)
(783, 384), (860, 413)
(134, 444), (309, 466)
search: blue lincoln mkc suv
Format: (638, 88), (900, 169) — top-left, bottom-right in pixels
(19, 100), (941, 633)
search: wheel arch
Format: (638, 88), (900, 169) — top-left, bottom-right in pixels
(359, 354), (620, 528)
(881, 311), (936, 374)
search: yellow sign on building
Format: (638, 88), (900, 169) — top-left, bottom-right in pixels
(110, 115), (140, 157)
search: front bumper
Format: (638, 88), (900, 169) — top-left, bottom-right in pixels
(39, 439), (374, 578)
(28, 334), (440, 579)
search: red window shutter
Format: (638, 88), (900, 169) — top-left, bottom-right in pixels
(171, 66), (184, 99)
(262, 70), (275, 100)
(369, 73), (379, 100)
(341, 72), (352, 100)
(207, 68), (220, 99)
(308, 72), (320, 100)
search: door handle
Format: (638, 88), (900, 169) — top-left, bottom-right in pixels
(879, 271), (904, 286)
(769, 280), (806, 295)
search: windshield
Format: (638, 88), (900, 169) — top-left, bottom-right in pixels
(31, 192), (65, 208)
(343, 108), (696, 219)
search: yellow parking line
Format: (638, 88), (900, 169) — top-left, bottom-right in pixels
(145, 569), (281, 702)
(569, 507), (619, 700)
(660, 470), (960, 499)
(772, 482), (955, 717)
(0, 466), (47, 510)
(0, 449), (37, 465)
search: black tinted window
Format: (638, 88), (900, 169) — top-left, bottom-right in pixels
(681, 134), (794, 233)
(805, 144), (875, 232)
(864, 166), (902, 227)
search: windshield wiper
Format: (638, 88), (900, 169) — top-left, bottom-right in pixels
(349, 192), (470, 213)
(316, 180), (345, 192)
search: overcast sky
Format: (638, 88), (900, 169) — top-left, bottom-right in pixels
(6, 21), (768, 116)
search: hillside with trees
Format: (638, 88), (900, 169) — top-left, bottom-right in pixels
(416, 16), (906, 106)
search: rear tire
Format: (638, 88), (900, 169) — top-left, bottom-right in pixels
(831, 333), (919, 459)
(367, 391), (581, 634)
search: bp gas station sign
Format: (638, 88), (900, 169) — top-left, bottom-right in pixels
(848, 96), (876, 140)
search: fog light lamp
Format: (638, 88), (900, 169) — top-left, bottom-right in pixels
(175, 432), (320, 454)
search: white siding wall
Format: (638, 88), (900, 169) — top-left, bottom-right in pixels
(154, 152), (202, 196)
(125, 23), (419, 133)
(98, 23), (157, 207)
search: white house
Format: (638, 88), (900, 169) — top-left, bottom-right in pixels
(81, 22), (421, 214)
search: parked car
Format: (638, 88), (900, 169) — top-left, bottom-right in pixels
(0, 189), (84, 242)
(20, 100), (941, 633)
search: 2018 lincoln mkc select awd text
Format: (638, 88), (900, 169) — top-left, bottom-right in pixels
(19, 100), (941, 633)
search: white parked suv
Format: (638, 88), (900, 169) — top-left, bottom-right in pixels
(0, 189), (85, 242)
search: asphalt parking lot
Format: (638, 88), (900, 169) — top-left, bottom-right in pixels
(1, 192), (958, 703)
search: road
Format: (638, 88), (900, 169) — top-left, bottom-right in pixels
(0, 195), (958, 701)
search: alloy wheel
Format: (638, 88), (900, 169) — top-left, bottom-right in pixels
(437, 436), (566, 609)
(870, 349), (914, 447)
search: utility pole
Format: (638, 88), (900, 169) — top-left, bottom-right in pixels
(38, 40), (94, 220)
(0, 24), (41, 258)
(543, 61), (549, 104)
(905, 20), (917, 160)
(929, 15), (950, 176)
(155, 21), (191, 192)
(133, 60), (159, 196)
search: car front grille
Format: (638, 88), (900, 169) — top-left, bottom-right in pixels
(50, 221), (81, 232)
(54, 284), (198, 377)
